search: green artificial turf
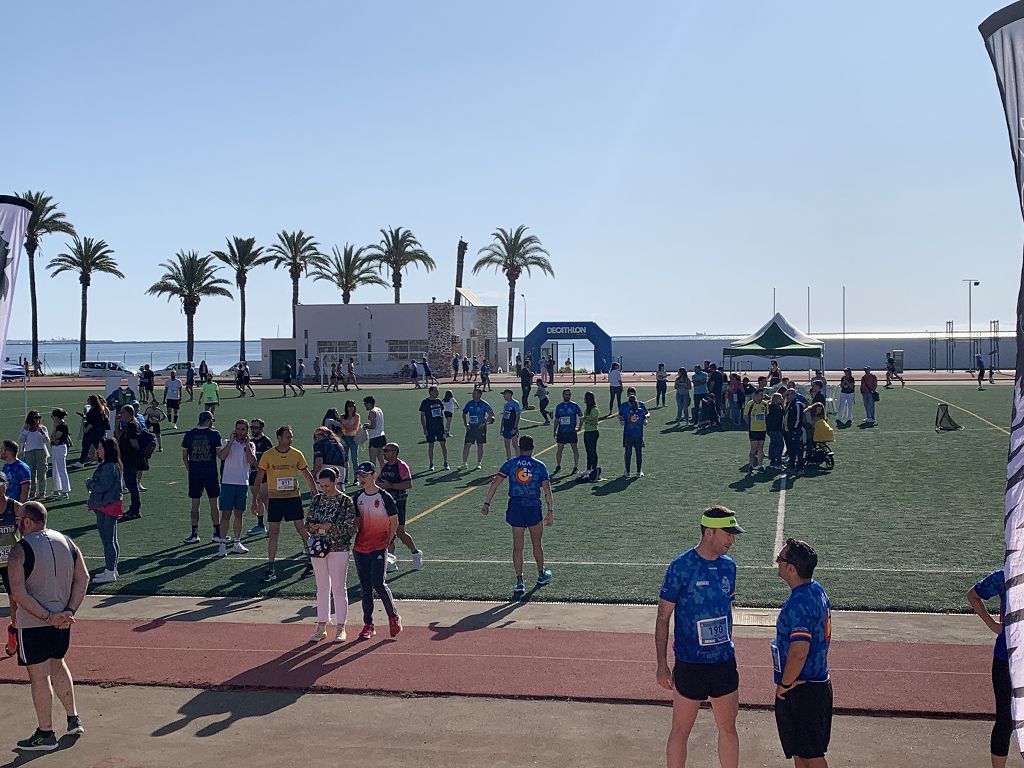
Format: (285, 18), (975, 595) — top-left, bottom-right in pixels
(0, 379), (1009, 611)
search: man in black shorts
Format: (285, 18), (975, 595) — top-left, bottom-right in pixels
(181, 412), (223, 544)
(773, 538), (832, 767)
(419, 386), (449, 472)
(8, 501), (87, 751)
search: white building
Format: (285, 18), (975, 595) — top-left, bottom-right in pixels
(260, 295), (498, 380)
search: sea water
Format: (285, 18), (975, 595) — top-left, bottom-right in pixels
(4, 340), (262, 375)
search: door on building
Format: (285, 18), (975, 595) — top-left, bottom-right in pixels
(269, 350), (297, 381)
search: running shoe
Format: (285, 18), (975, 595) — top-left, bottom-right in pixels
(359, 623), (376, 640)
(389, 615), (403, 637)
(536, 569), (553, 587)
(385, 551), (397, 565)
(428, 464), (435, 472)
(595, 467), (602, 481)
(263, 566), (277, 583)
(457, 463), (468, 471)
(385, 560), (398, 573)
(183, 532), (200, 544)
(570, 466), (577, 475)
(474, 463), (482, 471)
(411, 550), (423, 570)
(231, 540), (249, 554)
(247, 524), (267, 536)
(6, 624), (17, 656)
(309, 623), (328, 642)
(513, 580), (526, 597)
(635, 471), (645, 478)
(66, 715), (84, 735)
(91, 569), (117, 584)
(15, 729), (57, 752)
(67, 461), (83, 470)
(554, 465), (561, 474)
(443, 463), (450, 471)
(212, 535), (227, 544)
(334, 625), (347, 643)
(217, 542), (227, 558)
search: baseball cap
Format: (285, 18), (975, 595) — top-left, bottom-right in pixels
(355, 462), (376, 475)
(700, 509), (745, 534)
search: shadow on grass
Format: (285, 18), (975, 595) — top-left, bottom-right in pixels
(591, 476), (634, 496)
(727, 470), (780, 492)
(151, 637), (391, 738)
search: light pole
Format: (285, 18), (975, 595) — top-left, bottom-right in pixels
(963, 279), (980, 356)
(521, 293), (527, 339)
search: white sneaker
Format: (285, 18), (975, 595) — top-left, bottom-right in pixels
(635, 471), (645, 478)
(217, 542), (227, 558)
(68, 461), (83, 470)
(183, 532), (200, 544)
(212, 535), (227, 544)
(232, 540), (249, 554)
(428, 464), (435, 472)
(412, 551), (423, 570)
(385, 551), (397, 565)
(385, 560), (398, 573)
(92, 569), (117, 584)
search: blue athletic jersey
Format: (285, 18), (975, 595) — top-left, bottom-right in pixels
(462, 399), (493, 426)
(2, 460), (30, 500)
(660, 548), (736, 664)
(975, 569), (1007, 660)
(691, 371), (709, 395)
(772, 580), (832, 683)
(481, 362), (490, 376)
(620, 402), (648, 438)
(554, 401), (582, 432)
(498, 456), (549, 502)
(501, 399), (522, 428)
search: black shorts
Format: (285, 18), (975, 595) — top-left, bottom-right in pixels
(369, 435), (387, 450)
(425, 426), (446, 444)
(166, 399), (180, 411)
(267, 496), (304, 523)
(774, 680), (833, 759)
(283, 375), (292, 384)
(148, 423), (161, 435)
(673, 659), (739, 701)
(748, 431), (766, 442)
(556, 431), (578, 445)
(17, 626), (71, 667)
(396, 497), (408, 525)
(188, 474), (220, 499)
(465, 425), (487, 445)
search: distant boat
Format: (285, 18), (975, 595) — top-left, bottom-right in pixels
(2, 362), (25, 381)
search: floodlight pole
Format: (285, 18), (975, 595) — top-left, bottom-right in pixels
(963, 279), (980, 360)
(521, 294), (527, 339)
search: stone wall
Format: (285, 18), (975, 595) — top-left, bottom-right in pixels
(426, 302), (454, 375)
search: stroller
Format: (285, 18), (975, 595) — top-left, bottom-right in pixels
(696, 395), (721, 430)
(805, 418), (835, 470)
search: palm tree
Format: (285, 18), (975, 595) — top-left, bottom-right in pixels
(211, 236), (273, 362)
(47, 236), (124, 364)
(366, 226), (435, 304)
(267, 230), (325, 337)
(473, 226), (554, 342)
(312, 244), (389, 305)
(19, 191), (76, 366)
(147, 251), (232, 364)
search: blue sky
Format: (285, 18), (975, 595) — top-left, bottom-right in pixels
(5, 1), (1022, 341)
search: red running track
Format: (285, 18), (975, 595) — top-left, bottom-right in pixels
(0, 619), (993, 718)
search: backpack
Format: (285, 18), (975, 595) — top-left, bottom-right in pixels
(136, 427), (157, 459)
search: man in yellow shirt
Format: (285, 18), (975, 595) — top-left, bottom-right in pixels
(255, 425), (317, 583)
(742, 389), (769, 473)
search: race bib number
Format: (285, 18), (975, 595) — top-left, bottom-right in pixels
(431, 406), (442, 419)
(469, 415), (480, 425)
(559, 416), (571, 426)
(276, 477), (296, 492)
(754, 412), (765, 422)
(697, 616), (730, 646)
(770, 640), (782, 674)
(0, 545), (10, 564)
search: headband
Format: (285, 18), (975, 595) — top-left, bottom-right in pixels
(701, 514), (740, 530)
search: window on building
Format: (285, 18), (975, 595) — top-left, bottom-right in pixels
(317, 341), (358, 366)
(387, 340), (428, 361)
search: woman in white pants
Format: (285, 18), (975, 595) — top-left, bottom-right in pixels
(837, 367), (856, 426)
(50, 408), (72, 498)
(304, 467), (359, 642)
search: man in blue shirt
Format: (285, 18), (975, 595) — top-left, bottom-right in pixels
(481, 435), (554, 597)
(0, 440), (30, 657)
(656, 506), (743, 768)
(691, 365), (709, 423)
(459, 388), (494, 471)
(773, 538), (832, 766)
(969, 568), (1012, 766)
(499, 389), (523, 460)
(553, 389), (583, 474)
(619, 388), (649, 477)
(181, 412), (223, 544)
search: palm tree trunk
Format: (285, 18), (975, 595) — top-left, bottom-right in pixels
(393, 270), (400, 304)
(27, 244), (39, 366)
(186, 309), (195, 364)
(79, 282), (88, 364)
(291, 277), (299, 338)
(506, 279), (517, 342)
(239, 286), (247, 362)
(343, 289), (351, 305)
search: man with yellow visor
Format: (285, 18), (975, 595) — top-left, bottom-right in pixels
(655, 506), (743, 768)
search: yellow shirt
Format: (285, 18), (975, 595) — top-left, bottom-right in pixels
(743, 400), (769, 432)
(258, 447), (308, 498)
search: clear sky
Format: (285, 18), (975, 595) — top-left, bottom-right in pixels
(5, 1), (1022, 341)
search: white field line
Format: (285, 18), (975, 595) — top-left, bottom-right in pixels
(772, 485), (786, 566)
(78, 554), (984, 574)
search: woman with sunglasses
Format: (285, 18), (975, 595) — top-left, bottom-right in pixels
(18, 411), (50, 500)
(305, 467), (358, 642)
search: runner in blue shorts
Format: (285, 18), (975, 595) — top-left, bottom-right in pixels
(481, 435), (554, 597)
(655, 506), (744, 768)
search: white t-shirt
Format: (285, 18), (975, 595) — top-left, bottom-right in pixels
(367, 407), (385, 438)
(608, 369), (622, 387)
(165, 379), (183, 400)
(443, 398), (458, 414)
(221, 439), (255, 486)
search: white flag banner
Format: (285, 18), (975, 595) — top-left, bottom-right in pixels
(982, 1), (1024, 755)
(0, 196), (33, 374)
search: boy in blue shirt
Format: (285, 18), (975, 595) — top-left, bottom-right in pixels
(773, 538), (833, 765)
(691, 365), (709, 423)
(481, 435), (554, 597)
(619, 388), (649, 477)
(459, 388), (494, 471)
(553, 389), (583, 474)
(969, 568), (1012, 766)
(499, 389), (522, 459)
